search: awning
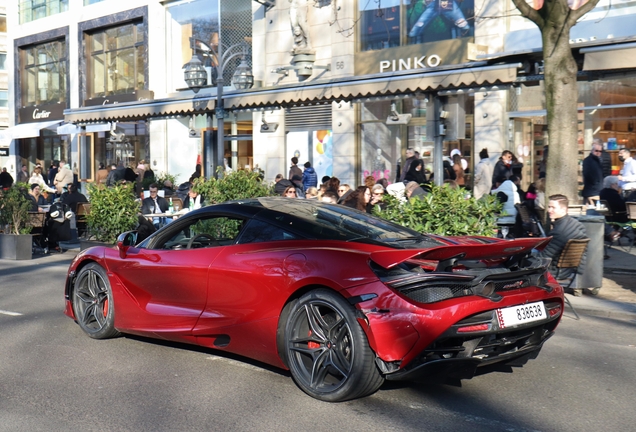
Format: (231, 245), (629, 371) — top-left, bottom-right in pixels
(2, 120), (63, 139)
(64, 95), (215, 123)
(223, 63), (520, 110)
(582, 42), (636, 71)
(64, 63), (519, 122)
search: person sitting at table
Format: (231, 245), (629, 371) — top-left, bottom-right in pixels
(538, 194), (589, 296)
(27, 183), (48, 212)
(183, 187), (204, 210)
(599, 176), (627, 223)
(60, 183), (88, 214)
(141, 183), (170, 228)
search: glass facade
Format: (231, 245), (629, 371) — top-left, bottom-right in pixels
(359, 0), (475, 52)
(0, 53), (6, 70)
(508, 73), (636, 182)
(0, 91), (8, 108)
(166, 0), (252, 92)
(86, 22), (146, 98)
(19, 0), (69, 24)
(21, 39), (67, 106)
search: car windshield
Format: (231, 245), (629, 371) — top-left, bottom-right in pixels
(253, 198), (444, 249)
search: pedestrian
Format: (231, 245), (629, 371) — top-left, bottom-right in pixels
(17, 165), (29, 183)
(473, 148), (493, 200)
(492, 150), (513, 185)
(399, 148), (416, 182)
(289, 157), (302, 181)
(582, 142), (604, 205)
(302, 161), (317, 191)
(53, 160), (74, 195)
(617, 148), (636, 194)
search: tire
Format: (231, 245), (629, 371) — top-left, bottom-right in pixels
(284, 289), (384, 402)
(72, 263), (120, 339)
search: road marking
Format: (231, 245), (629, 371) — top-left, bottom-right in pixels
(0, 309), (22, 316)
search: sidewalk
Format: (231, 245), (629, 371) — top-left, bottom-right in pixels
(565, 243), (636, 321)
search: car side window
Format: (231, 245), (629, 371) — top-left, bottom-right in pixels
(156, 215), (245, 250)
(237, 219), (300, 244)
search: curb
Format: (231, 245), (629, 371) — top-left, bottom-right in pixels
(565, 305), (636, 321)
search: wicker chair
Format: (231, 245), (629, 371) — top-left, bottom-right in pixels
(553, 238), (590, 320)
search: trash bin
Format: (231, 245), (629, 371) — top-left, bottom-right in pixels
(572, 214), (604, 290)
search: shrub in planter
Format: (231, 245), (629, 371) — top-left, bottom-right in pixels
(192, 170), (272, 204)
(373, 184), (503, 237)
(0, 184), (33, 235)
(85, 182), (139, 244)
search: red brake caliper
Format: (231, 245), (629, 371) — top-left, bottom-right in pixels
(307, 330), (320, 349)
(103, 299), (109, 317)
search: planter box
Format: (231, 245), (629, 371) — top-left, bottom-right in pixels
(0, 234), (33, 260)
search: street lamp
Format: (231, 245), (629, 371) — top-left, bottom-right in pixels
(183, 37), (253, 178)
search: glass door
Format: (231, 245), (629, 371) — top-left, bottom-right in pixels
(79, 133), (95, 182)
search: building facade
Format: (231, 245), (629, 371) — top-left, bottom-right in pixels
(2, 0), (636, 193)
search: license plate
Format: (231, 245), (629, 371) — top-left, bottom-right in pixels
(496, 301), (546, 329)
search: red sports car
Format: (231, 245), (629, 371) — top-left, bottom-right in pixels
(64, 197), (562, 402)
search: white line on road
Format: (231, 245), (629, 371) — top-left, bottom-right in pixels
(0, 309), (23, 316)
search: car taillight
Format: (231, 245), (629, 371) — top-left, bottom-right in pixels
(548, 305), (562, 318)
(457, 323), (490, 333)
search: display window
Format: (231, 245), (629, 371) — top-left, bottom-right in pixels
(20, 39), (67, 106)
(359, 0), (475, 52)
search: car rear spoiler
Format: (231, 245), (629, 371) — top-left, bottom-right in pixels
(370, 237), (552, 270)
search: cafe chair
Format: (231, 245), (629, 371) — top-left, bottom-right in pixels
(553, 238), (590, 320)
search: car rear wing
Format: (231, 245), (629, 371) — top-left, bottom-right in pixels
(370, 237), (552, 270)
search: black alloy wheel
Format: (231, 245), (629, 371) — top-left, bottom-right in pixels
(72, 263), (120, 339)
(284, 289), (384, 402)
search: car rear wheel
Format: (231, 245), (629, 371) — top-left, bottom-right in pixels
(72, 263), (120, 339)
(284, 289), (384, 401)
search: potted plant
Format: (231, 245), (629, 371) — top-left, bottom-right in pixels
(0, 184), (34, 260)
(83, 182), (139, 248)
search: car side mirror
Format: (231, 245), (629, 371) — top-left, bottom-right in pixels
(117, 231), (138, 259)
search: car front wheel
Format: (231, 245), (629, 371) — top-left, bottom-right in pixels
(72, 263), (120, 339)
(284, 289), (384, 401)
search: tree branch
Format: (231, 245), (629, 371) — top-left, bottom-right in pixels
(511, 0), (544, 28)
(568, 0), (601, 26)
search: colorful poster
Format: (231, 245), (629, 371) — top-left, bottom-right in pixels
(312, 130), (333, 181)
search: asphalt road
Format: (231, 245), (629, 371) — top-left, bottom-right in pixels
(1, 254), (635, 432)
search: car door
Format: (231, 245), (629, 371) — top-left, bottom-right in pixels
(106, 214), (229, 334)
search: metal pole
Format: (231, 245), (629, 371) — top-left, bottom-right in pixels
(433, 95), (444, 187)
(215, 40), (225, 179)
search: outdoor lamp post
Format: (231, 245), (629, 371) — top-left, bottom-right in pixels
(183, 38), (253, 178)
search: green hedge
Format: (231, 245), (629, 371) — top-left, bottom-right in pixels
(373, 184), (502, 237)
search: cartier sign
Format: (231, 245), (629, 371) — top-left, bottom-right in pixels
(19, 103), (65, 124)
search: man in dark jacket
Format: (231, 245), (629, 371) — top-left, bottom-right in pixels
(274, 174), (293, 195)
(593, 138), (612, 178)
(539, 194), (588, 295)
(302, 161), (317, 192)
(0, 167), (14, 189)
(582, 142), (604, 205)
(288, 157), (302, 181)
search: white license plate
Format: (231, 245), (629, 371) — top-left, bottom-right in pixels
(496, 301), (546, 329)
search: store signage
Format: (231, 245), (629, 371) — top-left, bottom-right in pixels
(354, 39), (471, 76)
(19, 103), (65, 124)
(380, 55), (442, 73)
(0, 148), (9, 156)
(84, 90), (154, 107)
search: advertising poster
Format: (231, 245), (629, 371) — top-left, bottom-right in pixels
(286, 130), (333, 181)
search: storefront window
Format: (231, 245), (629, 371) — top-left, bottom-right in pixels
(359, 100), (403, 184)
(0, 91), (7, 108)
(21, 39), (67, 106)
(359, 0), (401, 52)
(19, 0), (69, 24)
(86, 22), (145, 98)
(166, 0), (252, 92)
(359, 0), (475, 52)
